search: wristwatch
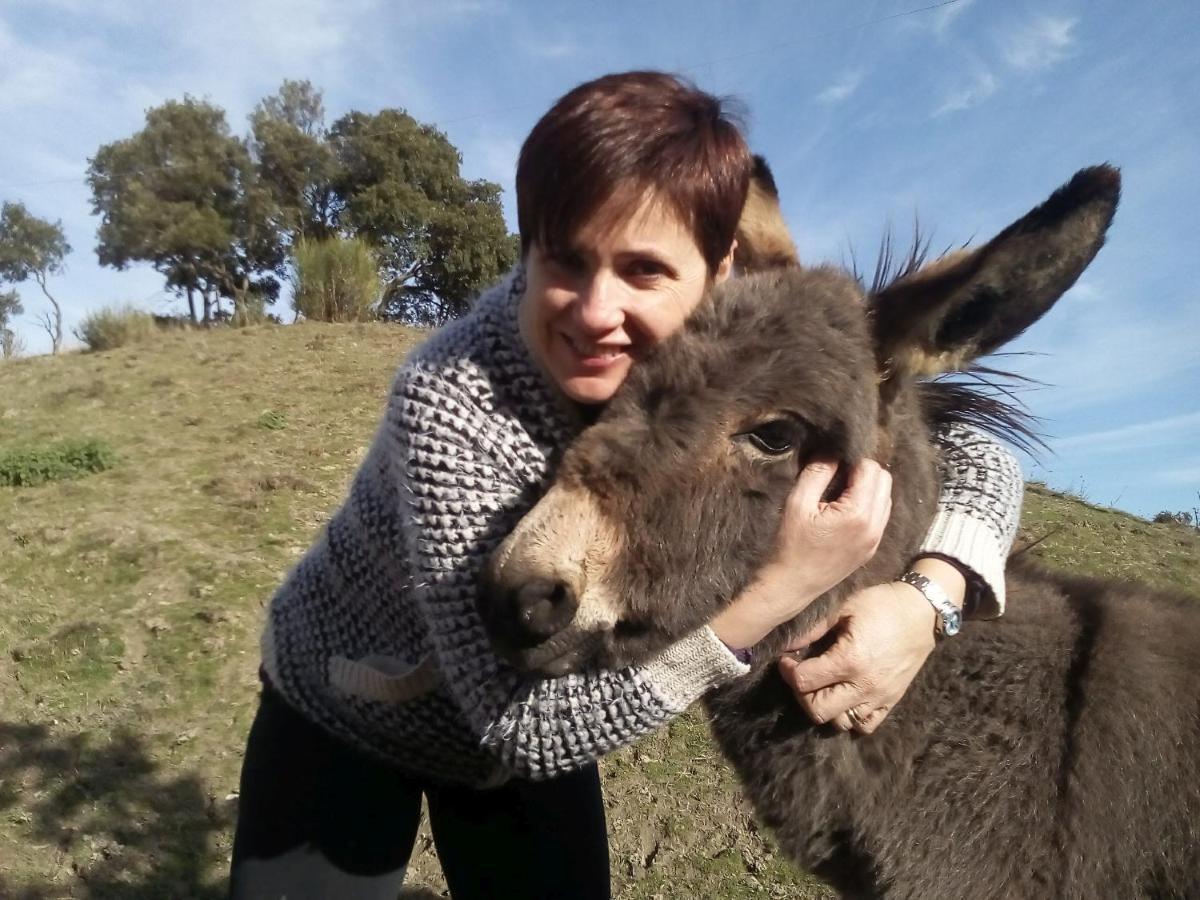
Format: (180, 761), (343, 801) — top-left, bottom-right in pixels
(898, 570), (962, 637)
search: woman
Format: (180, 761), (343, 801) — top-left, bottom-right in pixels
(228, 72), (1022, 899)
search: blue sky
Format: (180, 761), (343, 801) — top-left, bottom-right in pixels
(2, 0), (1197, 519)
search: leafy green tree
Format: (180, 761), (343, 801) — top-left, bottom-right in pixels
(1, 289), (24, 359)
(88, 98), (284, 323)
(0, 202), (71, 354)
(249, 79), (339, 243)
(91, 84), (515, 328)
(330, 108), (516, 324)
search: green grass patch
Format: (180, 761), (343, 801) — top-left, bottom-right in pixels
(13, 621), (125, 687)
(255, 409), (288, 430)
(0, 438), (117, 487)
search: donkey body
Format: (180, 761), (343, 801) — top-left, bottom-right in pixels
(480, 166), (1200, 898)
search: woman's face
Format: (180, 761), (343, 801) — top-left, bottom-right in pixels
(520, 192), (734, 406)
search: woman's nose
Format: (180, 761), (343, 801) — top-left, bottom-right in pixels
(574, 272), (624, 332)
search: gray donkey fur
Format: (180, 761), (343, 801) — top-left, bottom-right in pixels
(481, 165), (1200, 898)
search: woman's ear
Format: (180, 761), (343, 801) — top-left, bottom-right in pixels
(715, 240), (737, 284)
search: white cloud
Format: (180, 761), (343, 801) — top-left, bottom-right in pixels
(0, 19), (95, 112)
(1054, 410), (1200, 454)
(816, 69), (865, 105)
(1003, 15), (1078, 72)
(1008, 274), (1200, 418)
(932, 68), (997, 117)
(931, 0), (976, 36)
(1156, 465), (1200, 486)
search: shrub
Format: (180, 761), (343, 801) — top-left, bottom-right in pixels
(0, 438), (117, 487)
(1153, 510), (1194, 527)
(292, 237), (381, 322)
(74, 304), (158, 352)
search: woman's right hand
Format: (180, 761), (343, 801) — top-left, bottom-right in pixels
(709, 458), (893, 650)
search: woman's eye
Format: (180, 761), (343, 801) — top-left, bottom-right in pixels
(625, 259), (666, 280)
(746, 421), (794, 455)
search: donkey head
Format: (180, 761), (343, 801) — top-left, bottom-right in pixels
(480, 164), (1120, 677)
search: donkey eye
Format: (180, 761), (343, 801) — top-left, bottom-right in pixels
(746, 421), (794, 455)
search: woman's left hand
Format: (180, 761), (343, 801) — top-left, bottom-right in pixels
(776, 559), (965, 734)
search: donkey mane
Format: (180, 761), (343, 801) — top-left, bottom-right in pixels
(919, 370), (1045, 457)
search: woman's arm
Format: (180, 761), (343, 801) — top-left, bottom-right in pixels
(915, 421), (1025, 618)
(390, 371), (887, 779)
(778, 424), (1024, 733)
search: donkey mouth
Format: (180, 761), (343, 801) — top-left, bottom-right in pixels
(494, 628), (605, 678)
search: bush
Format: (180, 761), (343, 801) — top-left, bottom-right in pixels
(0, 438), (117, 487)
(292, 237), (381, 322)
(1153, 510), (1194, 527)
(75, 304), (158, 352)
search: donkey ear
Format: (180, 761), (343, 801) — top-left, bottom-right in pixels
(734, 155), (801, 273)
(871, 165), (1120, 377)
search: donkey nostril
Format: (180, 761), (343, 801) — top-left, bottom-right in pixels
(514, 578), (578, 640)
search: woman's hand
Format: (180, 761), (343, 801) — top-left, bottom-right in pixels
(776, 557), (966, 734)
(710, 458), (892, 651)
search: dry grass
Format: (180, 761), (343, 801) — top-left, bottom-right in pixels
(1, 323), (1197, 899)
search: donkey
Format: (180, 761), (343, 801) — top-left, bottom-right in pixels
(479, 165), (1200, 899)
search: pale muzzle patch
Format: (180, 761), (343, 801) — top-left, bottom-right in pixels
(490, 482), (625, 633)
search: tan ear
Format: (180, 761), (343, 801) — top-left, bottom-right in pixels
(734, 156), (800, 273)
(871, 165), (1121, 378)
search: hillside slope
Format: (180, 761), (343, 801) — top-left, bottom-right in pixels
(2, 323), (1197, 899)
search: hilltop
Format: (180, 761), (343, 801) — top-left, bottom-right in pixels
(2, 323), (1197, 899)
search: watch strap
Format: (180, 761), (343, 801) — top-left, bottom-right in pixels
(898, 570), (962, 637)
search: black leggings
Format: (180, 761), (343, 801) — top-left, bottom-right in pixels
(228, 683), (611, 899)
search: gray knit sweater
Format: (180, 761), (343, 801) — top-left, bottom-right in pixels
(261, 267), (1024, 787)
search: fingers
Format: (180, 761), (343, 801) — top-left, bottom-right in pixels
(834, 458), (891, 514)
(835, 704), (891, 735)
(791, 457), (840, 512)
(816, 458), (893, 558)
(783, 668), (894, 735)
(778, 648), (844, 694)
(780, 608), (841, 654)
(797, 680), (861, 725)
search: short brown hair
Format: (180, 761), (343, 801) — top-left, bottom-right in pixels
(516, 71), (753, 274)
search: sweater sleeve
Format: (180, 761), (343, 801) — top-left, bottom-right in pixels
(915, 422), (1024, 618)
(389, 370), (748, 781)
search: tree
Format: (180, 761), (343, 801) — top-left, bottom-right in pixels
(88, 98), (284, 324)
(249, 79), (339, 243)
(330, 108), (517, 324)
(0, 202), (71, 354)
(1, 289), (24, 359)
(91, 84), (516, 328)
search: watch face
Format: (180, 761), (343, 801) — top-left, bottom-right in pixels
(944, 610), (962, 637)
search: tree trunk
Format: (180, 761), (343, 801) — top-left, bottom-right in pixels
(234, 275), (250, 322)
(202, 289), (213, 325)
(186, 284), (197, 322)
(36, 275), (63, 354)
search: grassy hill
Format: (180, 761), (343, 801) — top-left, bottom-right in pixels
(2, 323), (1197, 899)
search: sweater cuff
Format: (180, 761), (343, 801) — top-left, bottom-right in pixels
(639, 625), (750, 713)
(917, 510), (1007, 618)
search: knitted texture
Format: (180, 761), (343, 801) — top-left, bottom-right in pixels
(918, 425), (1025, 617)
(261, 268), (1023, 786)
